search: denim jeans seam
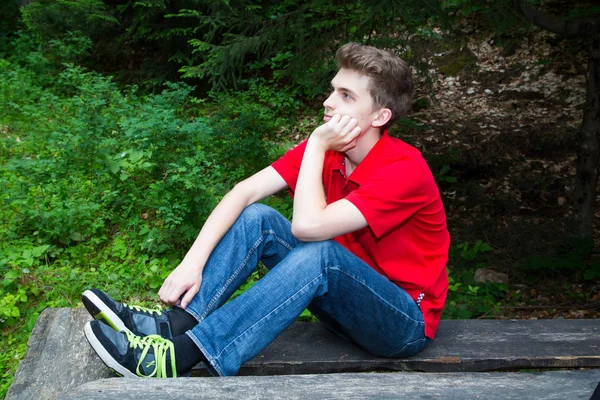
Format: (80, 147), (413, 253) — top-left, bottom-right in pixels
(214, 273), (322, 360)
(386, 336), (428, 358)
(201, 230), (295, 318)
(201, 235), (266, 319)
(267, 230), (296, 252)
(254, 204), (295, 250)
(329, 266), (425, 326)
(186, 331), (225, 376)
(184, 306), (202, 323)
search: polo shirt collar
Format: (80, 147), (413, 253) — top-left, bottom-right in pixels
(340, 130), (392, 185)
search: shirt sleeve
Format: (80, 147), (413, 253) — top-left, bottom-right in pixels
(345, 157), (437, 238)
(270, 140), (308, 193)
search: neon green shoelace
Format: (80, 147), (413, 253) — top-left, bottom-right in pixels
(124, 304), (163, 315)
(124, 331), (177, 378)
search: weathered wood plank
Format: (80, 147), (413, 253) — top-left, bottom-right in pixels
(5, 308), (112, 400)
(6, 308), (600, 399)
(220, 318), (600, 375)
(59, 370), (600, 400)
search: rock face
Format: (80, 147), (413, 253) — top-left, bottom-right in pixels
(5, 308), (112, 400)
(474, 268), (509, 284)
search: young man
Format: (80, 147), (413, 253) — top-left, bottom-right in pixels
(82, 42), (450, 378)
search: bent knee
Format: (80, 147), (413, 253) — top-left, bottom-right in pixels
(294, 240), (339, 252)
(238, 203), (277, 222)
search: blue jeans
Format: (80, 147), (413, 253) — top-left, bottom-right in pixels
(184, 204), (429, 376)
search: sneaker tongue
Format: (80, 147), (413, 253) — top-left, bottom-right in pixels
(131, 313), (169, 337)
(158, 320), (172, 338)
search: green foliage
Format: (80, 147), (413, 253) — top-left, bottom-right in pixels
(202, 79), (302, 184)
(15, 0), (448, 93)
(392, 117), (429, 136)
(444, 241), (509, 319)
(435, 164), (458, 184)
(0, 38), (297, 394)
(21, 0), (118, 40)
(6, 29), (93, 90)
(521, 238), (600, 281)
(441, 0), (523, 34)
(174, 0), (444, 94)
(426, 150), (460, 187)
(412, 97), (430, 111)
(565, 6), (600, 20)
(0, 1), (21, 53)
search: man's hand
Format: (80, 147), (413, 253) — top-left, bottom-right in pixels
(312, 114), (362, 152)
(158, 259), (203, 309)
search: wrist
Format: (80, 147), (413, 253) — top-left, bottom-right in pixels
(307, 134), (329, 153)
(180, 251), (206, 270)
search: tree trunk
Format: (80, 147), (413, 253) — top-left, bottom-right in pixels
(570, 33), (600, 239)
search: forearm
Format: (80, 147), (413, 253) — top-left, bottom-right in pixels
(290, 115), (368, 241)
(181, 183), (255, 272)
(291, 136), (328, 237)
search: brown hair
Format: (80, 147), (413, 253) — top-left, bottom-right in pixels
(336, 43), (413, 129)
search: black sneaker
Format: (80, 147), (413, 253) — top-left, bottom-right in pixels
(82, 289), (173, 339)
(84, 320), (180, 378)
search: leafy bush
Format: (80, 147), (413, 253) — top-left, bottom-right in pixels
(0, 1), (21, 53)
(0, 41), (298, 394)
(521, 238), (600, 281)
(15, 0), (451, 95)
(444, 241), (509, 319)
(21, 0), (117, 41)
(173, 0), (443, 94)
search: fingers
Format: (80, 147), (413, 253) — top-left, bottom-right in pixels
(180, 284), (200, 309)
(331, 114), (352, 131)
(158, 285), (179, 306)
(338, 118), (361, 148)
(341, 116), (358, 136)
(157, 282), (168, 304)
(340, 135), (360, 153)
(329, 114), (341, 124)
(314, 114), (361, 152)
(330, 114), (359, 137)
(349, 125), (361, 138)
(158, 277), (185, 306)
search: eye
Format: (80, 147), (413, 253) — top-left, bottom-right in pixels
(342, 92), (352, 100)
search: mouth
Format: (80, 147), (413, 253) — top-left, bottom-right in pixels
(324, 115), (332, 121)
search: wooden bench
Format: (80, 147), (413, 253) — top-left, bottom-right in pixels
(5, 308), (600, 399)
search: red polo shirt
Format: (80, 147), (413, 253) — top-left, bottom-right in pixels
(271, 131), (450, 338)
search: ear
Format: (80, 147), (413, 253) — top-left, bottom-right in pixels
(371, 108), (392, 128)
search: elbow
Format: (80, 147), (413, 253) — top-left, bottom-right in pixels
(291, 220), (323, 242)
(232, 181), (247, 196)
(232, 180), (257, 207)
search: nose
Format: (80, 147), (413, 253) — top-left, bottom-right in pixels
(323, 92), (335, 111)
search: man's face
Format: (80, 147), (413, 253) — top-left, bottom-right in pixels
(323, 68), (379, 132)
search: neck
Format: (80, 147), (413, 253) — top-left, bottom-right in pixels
(345, 127), (382, 166)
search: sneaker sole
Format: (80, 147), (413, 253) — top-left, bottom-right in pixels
(83, 321), (137, 378)
(82, 290), (129, 333)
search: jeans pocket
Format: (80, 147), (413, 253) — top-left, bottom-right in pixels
(386, 337), (430, 358)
